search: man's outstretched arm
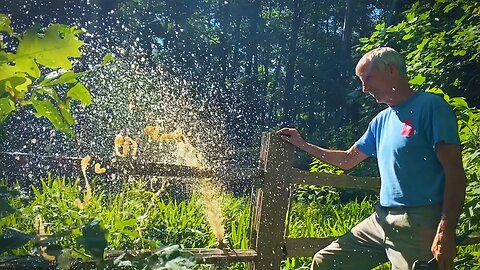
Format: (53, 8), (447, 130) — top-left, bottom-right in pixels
(277, 128), (368, 170)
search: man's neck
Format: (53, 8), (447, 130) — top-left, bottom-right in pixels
(387, 87), (415, 107)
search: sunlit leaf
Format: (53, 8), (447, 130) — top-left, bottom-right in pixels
(0, 97), (15, 123)
(409, 74), (425, 85)
(0, 14), (13, 35)
(0, 63), (26, 81)
(102, 52), (115, 65)
(444, 3), (457, 13)
(31, 97), (74, 136)
(60, 101), (75, 126)
(416, 38), (429, 50)
(402, 33), (414, 40)
(449, 97), (469, 109)
(453, 50), (466, 56)
(67, 82), (92, 106)
(16, 24), (83, 74)
(42, 71), (85, 88)
(358, 37), (369, 43)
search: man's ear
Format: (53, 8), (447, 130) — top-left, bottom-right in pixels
(387, 62), (398, 75)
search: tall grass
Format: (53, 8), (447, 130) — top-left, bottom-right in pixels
(1, 176), (478, 269)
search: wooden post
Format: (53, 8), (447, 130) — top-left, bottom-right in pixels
(249, 132), (294, 270)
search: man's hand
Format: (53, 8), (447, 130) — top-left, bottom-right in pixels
(431, 222), (456, 270)
(277, 128), (306, 148)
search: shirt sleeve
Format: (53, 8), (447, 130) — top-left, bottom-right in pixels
(429, 95), (461, 148)
(354, 120), (377, 157)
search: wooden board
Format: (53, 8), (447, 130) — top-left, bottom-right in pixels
(290, 168), (380, 191)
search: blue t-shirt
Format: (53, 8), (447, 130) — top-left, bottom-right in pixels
(355, 91), (460, 207)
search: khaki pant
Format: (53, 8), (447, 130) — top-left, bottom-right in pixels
(311, 203), (442, 270)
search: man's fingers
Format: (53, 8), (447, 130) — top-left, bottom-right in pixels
(280, 135), (291, 142)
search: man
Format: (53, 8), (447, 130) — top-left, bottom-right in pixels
(278, 47), (466, 270)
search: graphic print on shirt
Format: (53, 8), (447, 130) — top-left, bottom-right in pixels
(401, 118), (415, 136)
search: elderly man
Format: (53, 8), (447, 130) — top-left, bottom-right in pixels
(279, 47), (466, 270)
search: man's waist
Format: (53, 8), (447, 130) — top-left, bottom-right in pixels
(378, 202), (442, 214)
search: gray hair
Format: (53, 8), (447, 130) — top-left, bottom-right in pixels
(355, 47), (407, 77)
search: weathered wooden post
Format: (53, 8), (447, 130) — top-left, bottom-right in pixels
(249, 132), (294, 270)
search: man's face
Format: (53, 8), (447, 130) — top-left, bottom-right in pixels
(357, 62), (395, 105)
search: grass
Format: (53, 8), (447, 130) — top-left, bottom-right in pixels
(1, 175), (479, 269)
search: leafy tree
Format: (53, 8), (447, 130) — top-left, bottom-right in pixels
(0, 14), (101, 136)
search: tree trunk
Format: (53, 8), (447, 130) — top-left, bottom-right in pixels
(341, 0), (353, 68)
(283, 0), (302, 126)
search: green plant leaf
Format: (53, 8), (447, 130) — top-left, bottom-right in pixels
(81, 219), (108, 260)
(0, 198), (16, 219)
(31, 97), (73, 136)
(102, 53), (115, 65)
(0, 97), (15, 123)
(409, 74), (426, 85)
(453, 49), (466, 56)
(15, 24), (83, 76)
(60, 101), (75, 126)
(0, 14), (13, 35)
(67, 83), (92, 106)
(40, 71), (83, 87)
(0, 229), (35, 254)
(0, 63), (26, 81)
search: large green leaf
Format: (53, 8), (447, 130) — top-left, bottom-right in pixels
(67, 83), (92, 106)
(81, 219), (108, 260)
(0, 229), (35, 254)
(15, 24), (83, 77)
(0, 63), (25, 81)
(30, 97), (73, 136)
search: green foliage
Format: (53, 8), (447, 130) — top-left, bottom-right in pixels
(0, 228), (35, 254)
(358, 0), (480, 264)
(0, 187), (18, 219)
(2, 174), (480, 269)
(310, 159), (344, 175)
(357, 0), (480, 98)
(0, 14), (97, 136)
(114, 245), (197, 270)
(0, 176), (202, 268)
(82, 219), (108, 261)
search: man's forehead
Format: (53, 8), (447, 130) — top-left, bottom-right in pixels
(357, 62), (373, 77)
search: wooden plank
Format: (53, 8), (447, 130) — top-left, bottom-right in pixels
(290, 168), (380, 191)
(250, 132), (294, 270)
(185, 248), (257, 263)
(284, 237), (337, 258)
(458, 232), (480, 246)
(112, 162), (215, 178)
(0, 249), (257, 269)
(107, 248), (257, 263)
